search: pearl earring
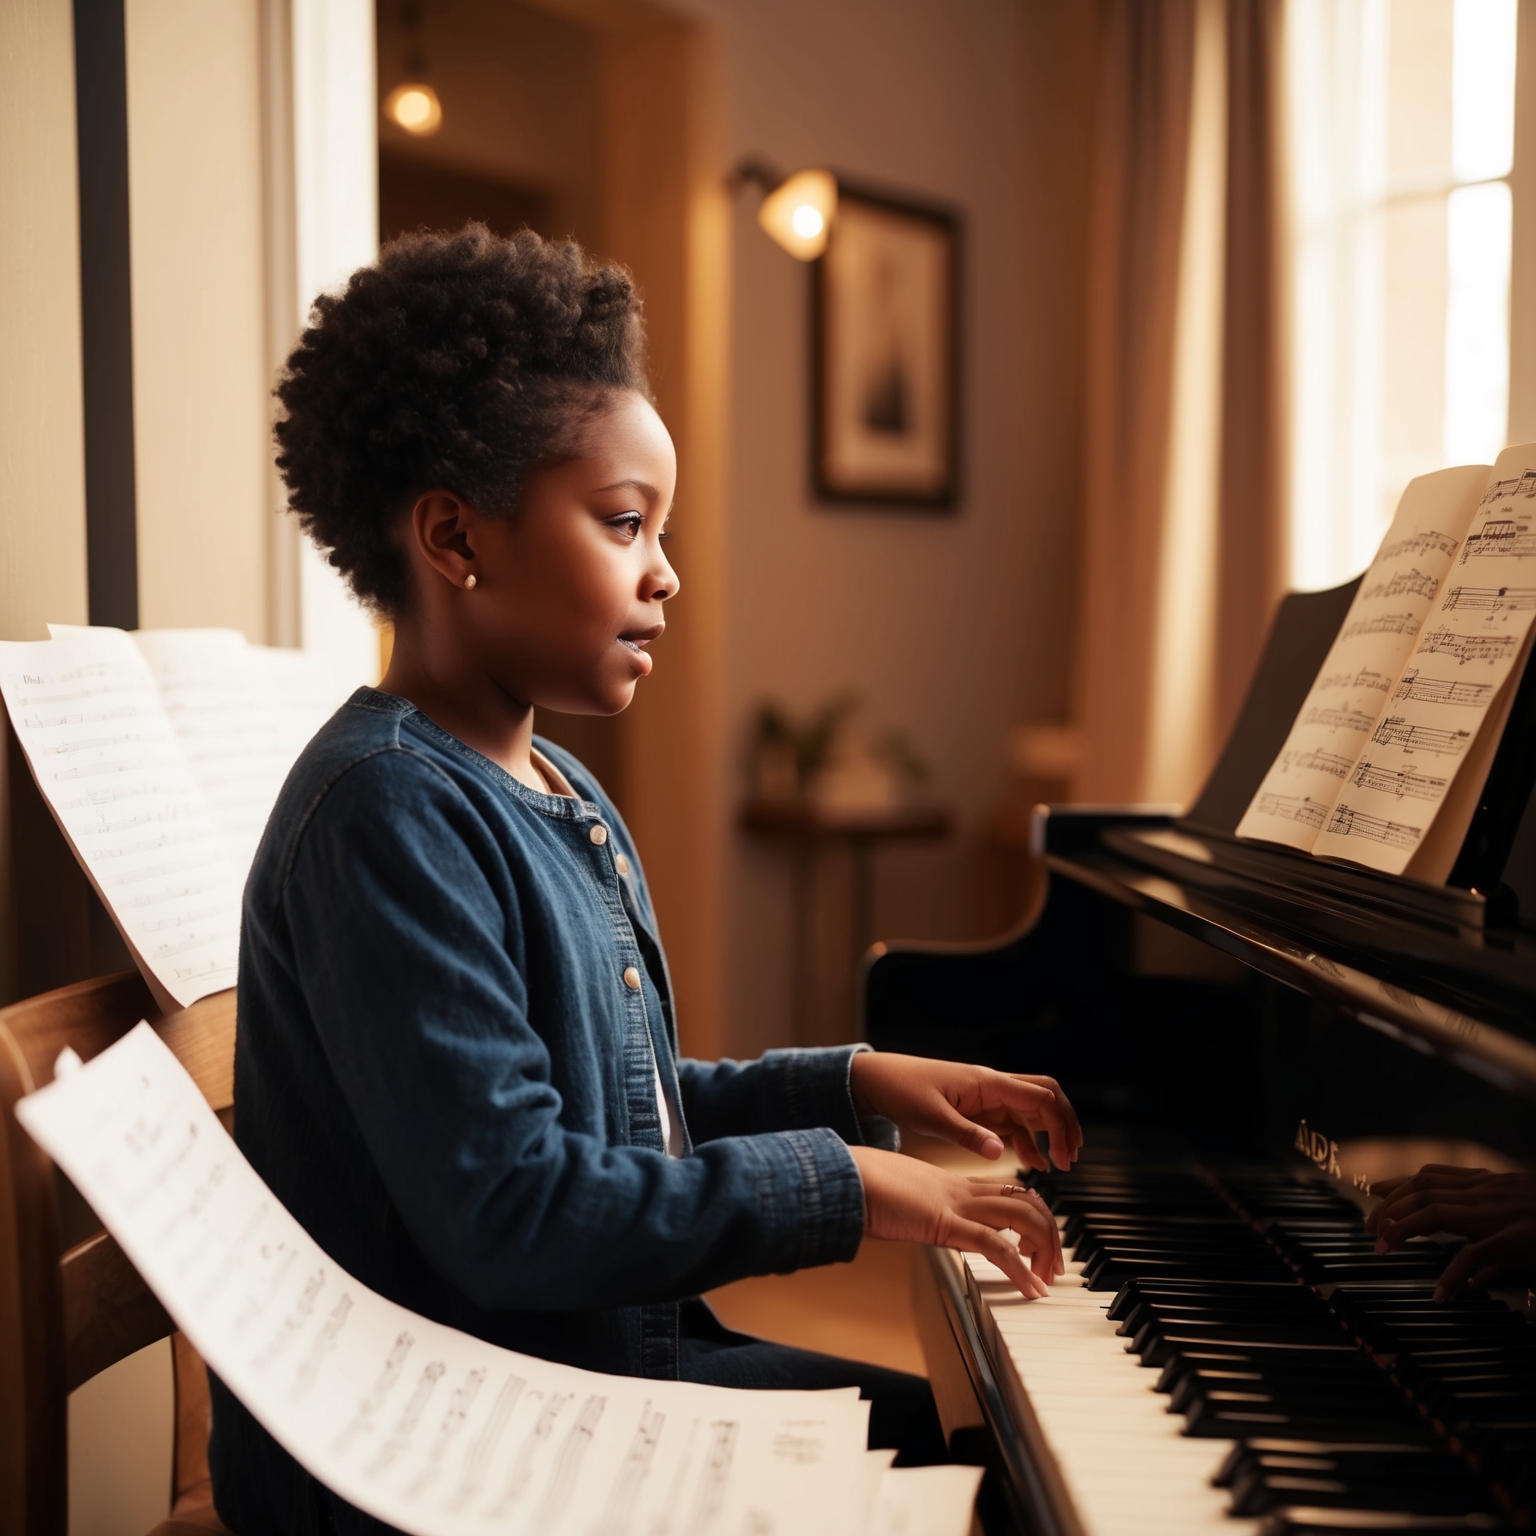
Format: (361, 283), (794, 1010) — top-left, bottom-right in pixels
(463, 574), (477, 590)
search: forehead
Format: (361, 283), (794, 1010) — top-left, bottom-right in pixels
(575, 393), (677, 495)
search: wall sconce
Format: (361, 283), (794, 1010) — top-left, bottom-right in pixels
(383, 83), (443, 136)
(731, 160), (838, 261)
(383, 1), (443, 137)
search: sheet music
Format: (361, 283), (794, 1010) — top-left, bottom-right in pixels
(17, 1026), (975, 1536)
(1236, 464), (1489, 855)
(1312, 446), (1536, 876)
(52, 626), (346, 883)
(0, 632), (242, 1009)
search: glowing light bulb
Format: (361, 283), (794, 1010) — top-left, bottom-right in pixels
(790, 204), (824, 239)
(383, 82), (443, 136)
(757, 170), (837, 260)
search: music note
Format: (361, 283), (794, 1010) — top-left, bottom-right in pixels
(1325, 804), (1423, 850)
(1350, 760), (1448, 803)
(1391, 669), (1492, 707)
(1255, 793), (1328, 830)
(1415, 628), (1519, 666)
(1361, 568), (1440, 601)
(1369, 716), (1472, 756)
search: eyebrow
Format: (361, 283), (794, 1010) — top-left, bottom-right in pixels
(594, 478), (660, 500)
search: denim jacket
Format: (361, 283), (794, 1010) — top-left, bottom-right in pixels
(222, 688), (877, 1389)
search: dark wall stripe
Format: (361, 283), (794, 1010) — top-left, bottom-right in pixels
(74, 0), (139, 630)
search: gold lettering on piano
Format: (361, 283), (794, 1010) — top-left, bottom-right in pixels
(1294, 1118), (1342, 1179)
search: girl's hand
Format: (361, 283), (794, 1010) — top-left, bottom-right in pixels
(850, 1052), (1082, 1172)
(1365, 1164), (1536, 1301)
(850, 1147), (1063, 1298)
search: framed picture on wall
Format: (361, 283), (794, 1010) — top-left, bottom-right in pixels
(812, 183), (961, 508)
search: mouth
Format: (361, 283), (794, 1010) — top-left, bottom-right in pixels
(617, 623), (664, 675)
(617, 623), (665, 654)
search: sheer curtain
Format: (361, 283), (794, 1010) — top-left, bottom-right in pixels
(1074, 0), (1287, 805)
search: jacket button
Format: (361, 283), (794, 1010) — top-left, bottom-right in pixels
(589, 824), (608, 846)
(623, 966), (642, 991)
(614, 853), (630, 876)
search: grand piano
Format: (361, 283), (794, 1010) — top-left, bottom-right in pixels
(864, 578), (1536, 1536)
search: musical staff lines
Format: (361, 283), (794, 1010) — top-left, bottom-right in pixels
(1392, 669), (1492, 707)
(1302, 705), (1377, 734)
(1415, 627), (1520, 666)
(1316, 667), (1392, 694)
(1370, 716), (1472, 756)
(1461, 519), (1536, 562)
(1325, 803), (1423, 849)
(1351, 760), (1448, 803)
(1476, 469), (1536, 505)
(1379, 529), (1461, 561)
(1282, 748), (1352, 780)
(1362, 567), (1440, 601)
(1442, 584), (1536, 613)
(1255, 793), (1328, 830)
(1340, 611), (1420, 640)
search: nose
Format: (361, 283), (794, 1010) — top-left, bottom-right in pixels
(648, 542), (680, 603)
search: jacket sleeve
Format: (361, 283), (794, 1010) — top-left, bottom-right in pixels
(277, 751), (865, 1313)
(676, 1050), (901, 1151)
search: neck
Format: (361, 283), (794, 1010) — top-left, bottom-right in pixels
(379, 616), (543, 790)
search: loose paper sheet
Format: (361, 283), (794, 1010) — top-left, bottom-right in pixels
(53, 626), (346, 882)
(0, 632), (242, 1008)
(18, 1026), (976, 1536)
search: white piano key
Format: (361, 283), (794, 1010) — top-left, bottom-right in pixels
(961, 1249), (1262, 1536)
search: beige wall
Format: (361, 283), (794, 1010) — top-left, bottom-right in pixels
(665, 0), (1094, 1056)
(0, 0), (91, 646)
(0, 0), (92, 1007)
(125, 0), (271, 639)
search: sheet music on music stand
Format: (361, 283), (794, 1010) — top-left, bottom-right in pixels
(1237, 444), (1536, 882)
(0, 625), (349, 1009)
(16, 1025), (983, 1536)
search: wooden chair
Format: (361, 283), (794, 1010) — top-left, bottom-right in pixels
(0, 970), (238, 1536)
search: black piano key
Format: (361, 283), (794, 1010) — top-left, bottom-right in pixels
(1182, 1403), (1434, 1441)
(1258, 1514), (1520, 1533)
(1216, 1441), (1473, 1489)
(1167, 1368), (1400, 1413)
(1107, 1277), (1312, 1319)
(1231, 1467), (1499, 1519)
(1136, 1328), (1361, 1367)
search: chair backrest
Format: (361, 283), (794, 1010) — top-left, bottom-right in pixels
(0, 971), (236, 1536)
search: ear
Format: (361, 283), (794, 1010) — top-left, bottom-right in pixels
(409, 491), (478, 589)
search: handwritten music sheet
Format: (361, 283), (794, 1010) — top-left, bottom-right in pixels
(1311, 447), (1536, 876)
(52, 626), (347, 884)
(17, 1025), (975, 1536)
(0, 631), (241, 1009)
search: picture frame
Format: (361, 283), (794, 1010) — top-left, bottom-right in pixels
(811, 182), (961, 509)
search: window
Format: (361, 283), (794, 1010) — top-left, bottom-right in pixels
(1285, 0), (1518, 589)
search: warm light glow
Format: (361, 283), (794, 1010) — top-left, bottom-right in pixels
(789, 204), (824, 240)
(757, 170), (837, 260)
(383, 83), (443, 136)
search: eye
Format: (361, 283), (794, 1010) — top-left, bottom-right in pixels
(606, 512), (644, 540)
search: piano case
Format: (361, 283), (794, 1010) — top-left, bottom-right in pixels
(864, 578), (1536, 1536)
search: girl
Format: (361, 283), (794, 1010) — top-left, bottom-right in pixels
(209, 226), (1080, 1534)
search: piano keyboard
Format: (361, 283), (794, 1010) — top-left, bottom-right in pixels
(958, 1160), (1533, 1536)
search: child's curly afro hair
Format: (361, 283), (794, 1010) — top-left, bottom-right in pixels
(273, 223), (650, 615)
